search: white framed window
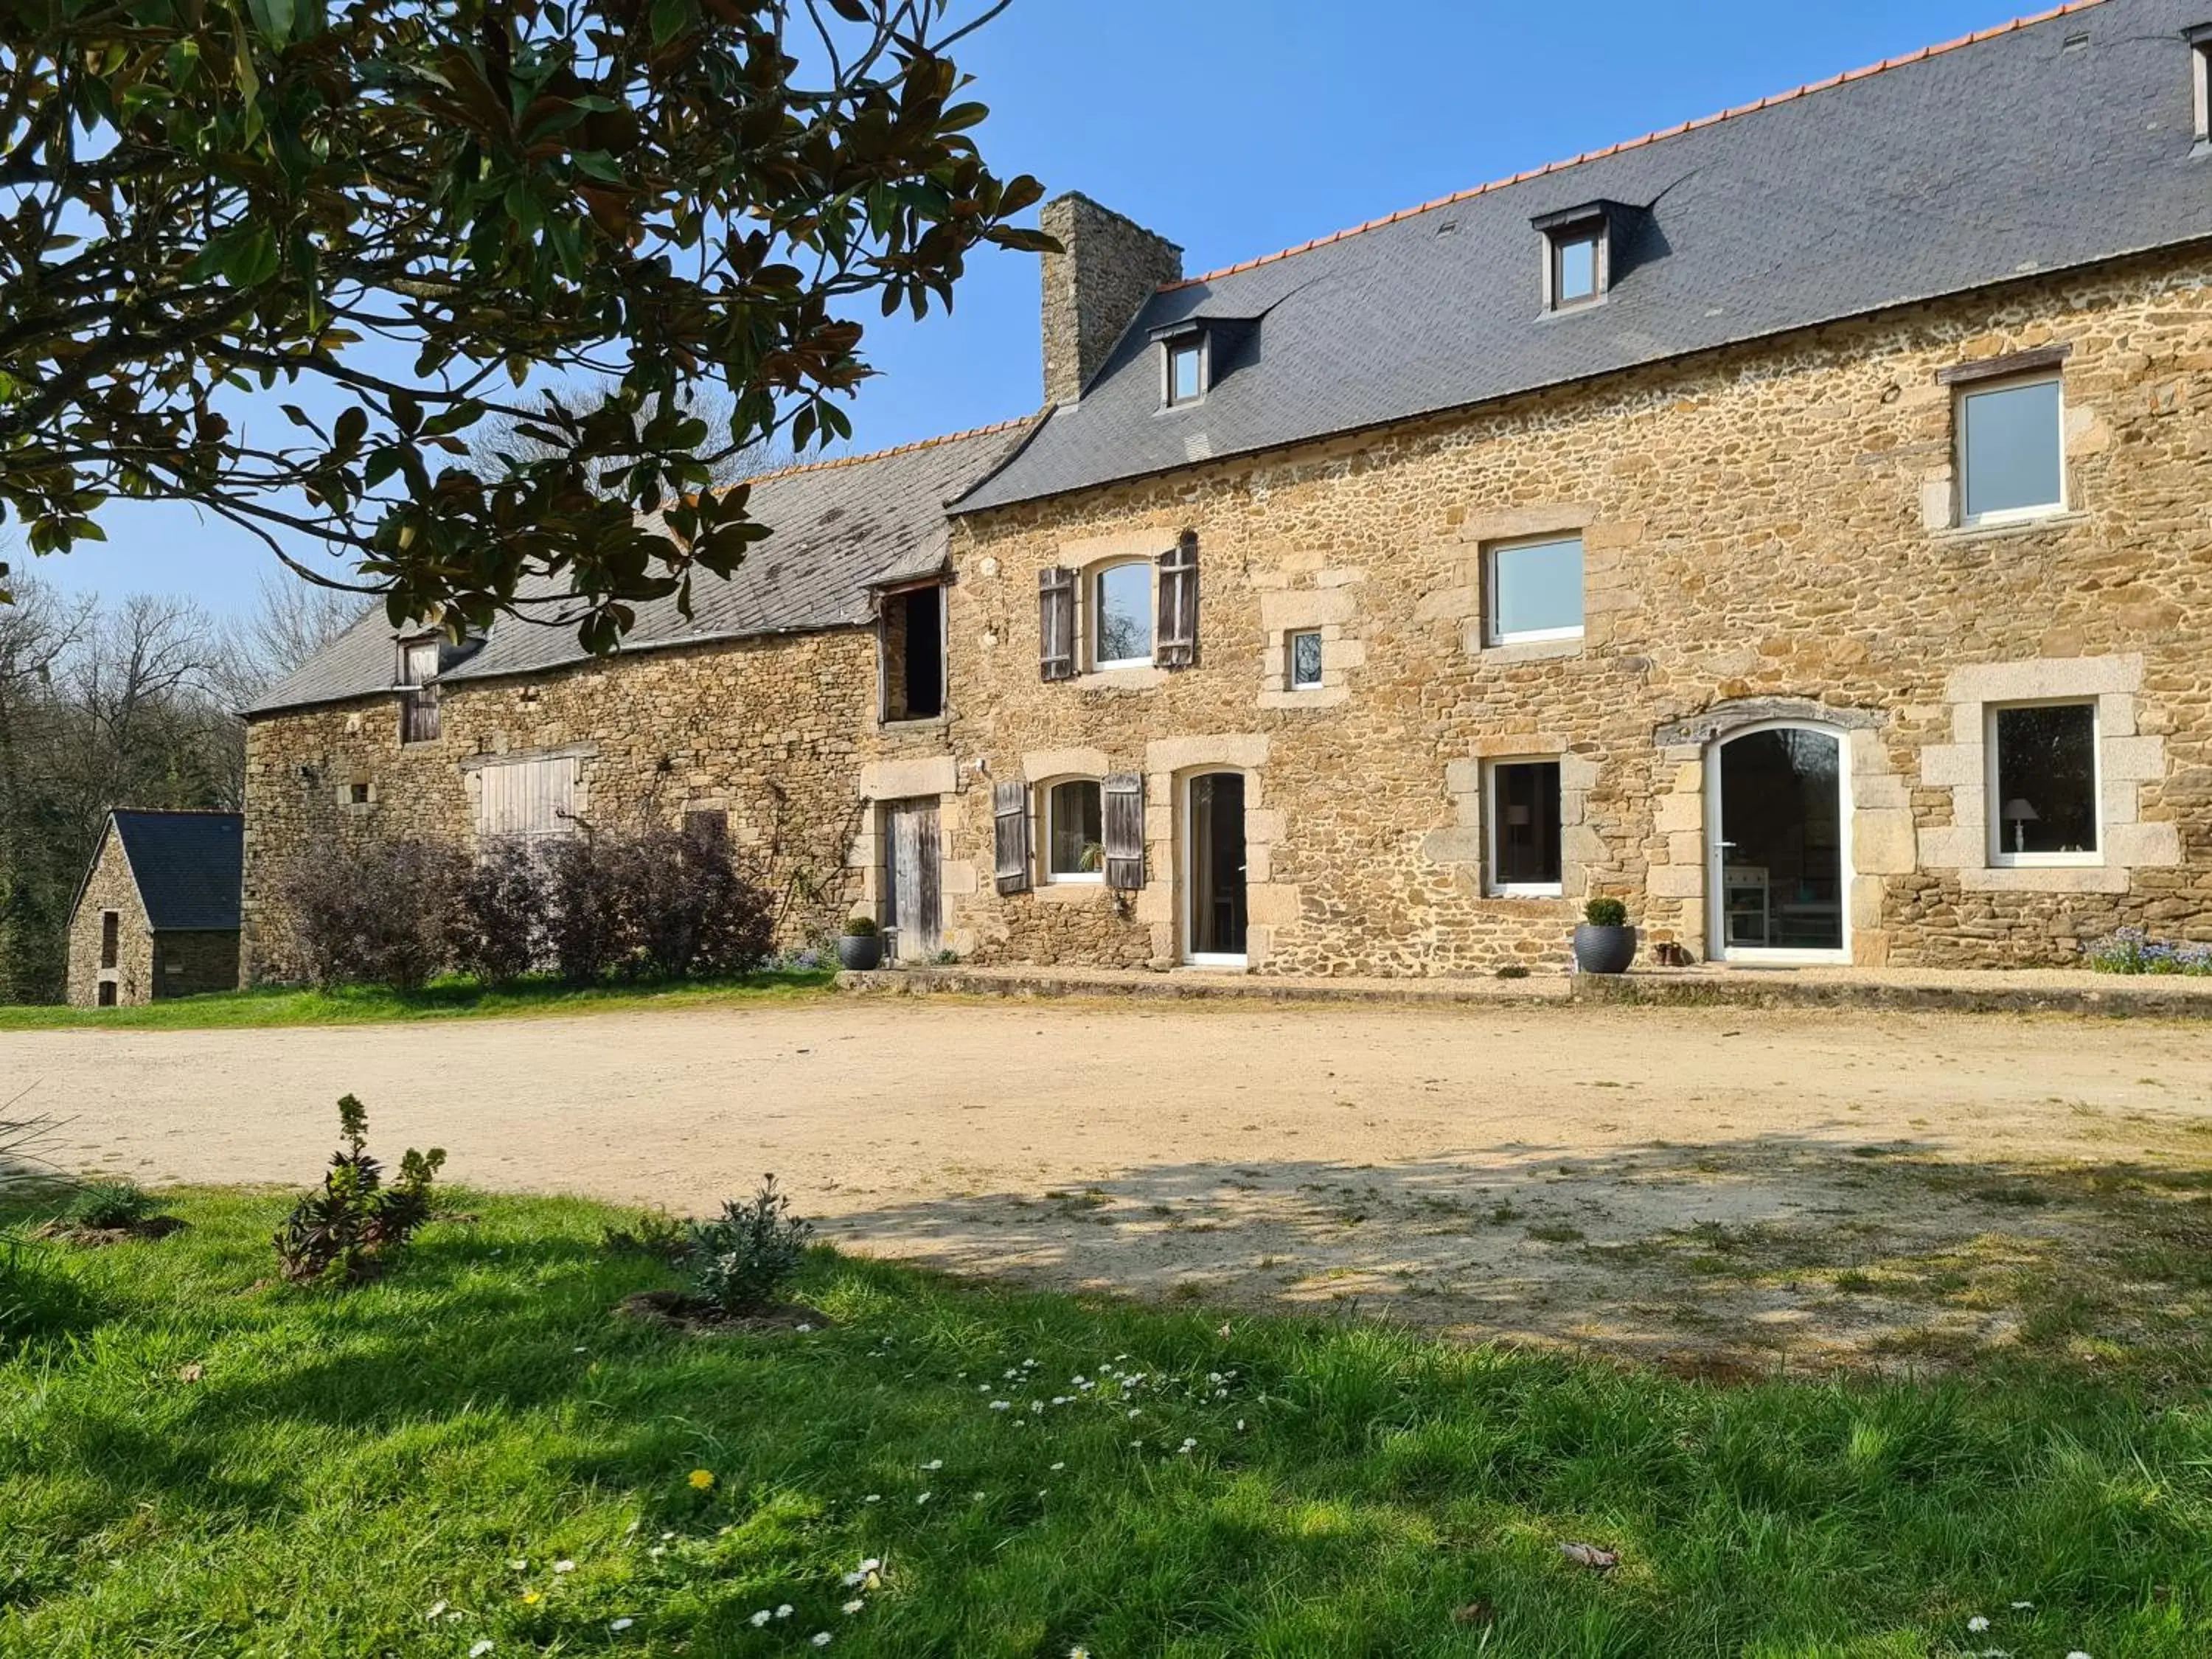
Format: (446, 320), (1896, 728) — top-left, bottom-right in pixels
(1986, 700), (2101, 867)
(1091, 560), (1154, 669)
(1485, 535), (1585, 646)
(1287, 630), (1324, 690)
(1487, 759), (1564, 896)
(1043, 778), (1105, 883)
(1958, 376), (2065, 525)
(1166, 337), (1206, 406)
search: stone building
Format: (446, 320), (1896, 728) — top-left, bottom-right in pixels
(246, 0), (2212, 978)
(66, 810), (244, 1007)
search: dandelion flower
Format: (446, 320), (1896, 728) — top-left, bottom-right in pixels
(521, 1591), (542, 1605)
(811, 1635), (833, 1649)
(842, 1599), (865, 1615)
(842, 1571), (864, 1587)
(776, 1605), (793, 1619)
(2067, 1651), (2092, 1659)
(989, 1400), (1010, 1411)
(470, 1645), (495, 1659)
(688, 1470), (716, 1491)
(859, 1559), (881, 1573)
(750, 1610), (772, 1627)
(554, 1560), (576, 1573)
(1968, 1617), (1990, 1633)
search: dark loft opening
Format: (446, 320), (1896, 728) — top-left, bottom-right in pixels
(884, 585), (945, 721)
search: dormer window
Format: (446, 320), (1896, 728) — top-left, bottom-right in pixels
(2191, 24), (2212, 143)
(1166, 335), (1205, 406)
(1533, 204), (1618, 313)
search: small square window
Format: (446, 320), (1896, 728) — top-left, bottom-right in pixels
(1167, 338), (1205, 406)
(1548, 226), (1604, 310)
(1959, 377), (2064, 523)
(1486, 535), (1585, 646)
(1988, 701), (2101, 866)
(1092, 561), (1153, 669)
(1287, 630), (1324, 690)
(348, 782), (370, 806)
(1489, 761), (1563, 895)
(1044, 779), (1105, 882)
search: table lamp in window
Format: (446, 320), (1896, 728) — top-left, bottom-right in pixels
(2003, 797), (2039, 855)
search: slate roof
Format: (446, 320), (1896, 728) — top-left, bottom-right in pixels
(958, 0), (2212, 513)
(246, 416), (1040, 715)
(102, 810), (244, 932)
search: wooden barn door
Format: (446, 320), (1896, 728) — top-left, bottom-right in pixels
(883, 800), (942, 963)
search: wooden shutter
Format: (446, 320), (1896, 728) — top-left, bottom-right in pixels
(1039, 566), (1077, 681)
(1155, 532), (1199, 669)
(992, 779), (1032, 894)
(1103, 772), (1145, 892)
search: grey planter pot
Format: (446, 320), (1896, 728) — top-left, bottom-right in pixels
(1572, 924), (1638, 975)
(836, 933), (883, 971)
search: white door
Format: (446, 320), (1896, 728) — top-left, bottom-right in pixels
(1705, 724), (1851, 965)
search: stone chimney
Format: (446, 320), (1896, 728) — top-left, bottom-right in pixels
(1040, 193), (1183, 406)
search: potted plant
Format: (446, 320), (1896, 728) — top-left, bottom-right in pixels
(835, 914), (883, 971)
(1573, 896), (1638, 975)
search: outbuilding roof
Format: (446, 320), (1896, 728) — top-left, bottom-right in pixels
(246, 415), (1039, 716)
(957, 0), (2212, 512)
(94, 810), (245, 933)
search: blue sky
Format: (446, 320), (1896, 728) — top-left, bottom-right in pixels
(28, 0), (2048, 618)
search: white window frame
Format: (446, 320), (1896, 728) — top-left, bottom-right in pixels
(1287, 629), (1324, 691)
(1985, 699), (2104, 869)
(1090, 558), (1155, 671)
(1485, 757), (1565, 898)
(1956, 373), (2067, 528)
(1040, 776), (1106, 885)
(1164, 335), (1207, 408)
(1484, 534), (1586, 647)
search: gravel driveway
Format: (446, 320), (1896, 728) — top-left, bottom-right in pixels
(13, 995), (2212, 1367)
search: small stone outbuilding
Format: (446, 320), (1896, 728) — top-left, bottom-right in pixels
(66, 810), (245, 1007)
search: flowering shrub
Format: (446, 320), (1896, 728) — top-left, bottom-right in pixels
(2083, 927), (2212, 976)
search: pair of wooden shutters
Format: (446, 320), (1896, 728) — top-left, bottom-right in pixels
(1037, 533), (1199, 681)
(992, 774), (1146, 894)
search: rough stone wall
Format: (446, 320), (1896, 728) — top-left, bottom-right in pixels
(150, 931), (241, 1001)
(65, 830), (151, 1006)
(1040, 194), (1183, 406)
(943, 249), (2212, 975)
(243, 627), (913, 981)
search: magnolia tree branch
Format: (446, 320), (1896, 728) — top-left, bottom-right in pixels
(0, 0), (1053, 650)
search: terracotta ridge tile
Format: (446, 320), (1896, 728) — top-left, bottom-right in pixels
(1159, 0), (2107, 293)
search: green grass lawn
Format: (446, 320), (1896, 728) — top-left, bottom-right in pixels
(3, 1190), (2208, 1658)
(0, 968), (835, 1032)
